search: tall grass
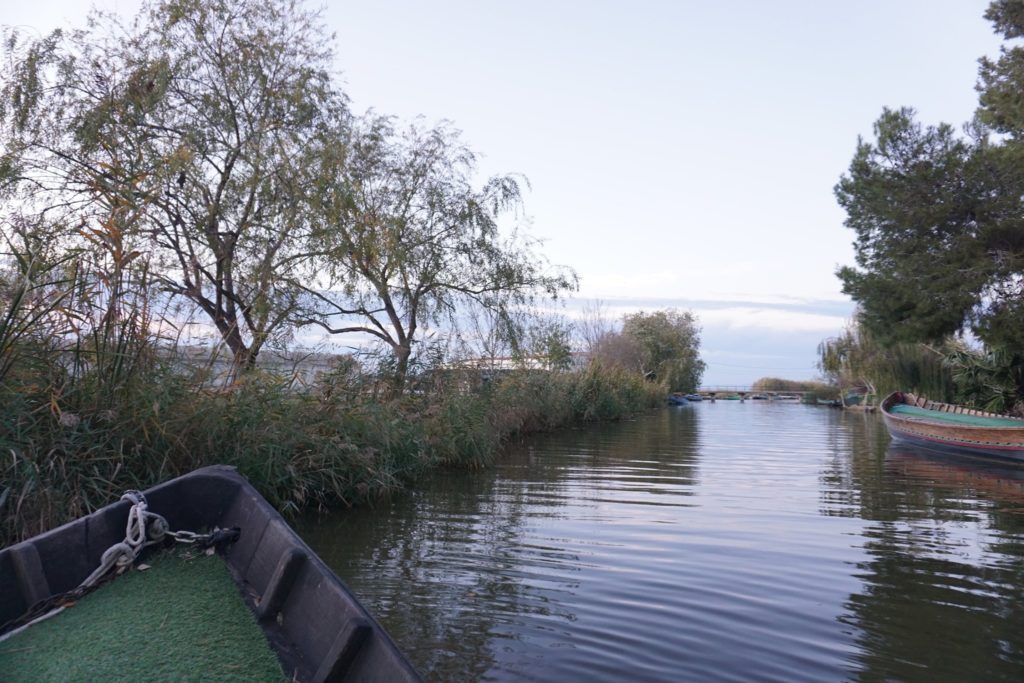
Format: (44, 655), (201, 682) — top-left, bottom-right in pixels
(1, 358), (664, 546)
(1, 260), (663, 548)
(818, 322), (956, 403)
(0, 210), (665, 547)
(751, 377), (838, 400)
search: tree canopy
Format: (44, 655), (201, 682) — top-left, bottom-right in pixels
(0, 0), (575, 385)
(1, 0), (347, 370)
(835, 2), (1024, 353)
(591, 309), (705, 392)
(301, 116), (577, 387)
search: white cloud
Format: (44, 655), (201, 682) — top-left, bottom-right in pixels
(577, 264), (850, 304)
(695, 306), (848, 333)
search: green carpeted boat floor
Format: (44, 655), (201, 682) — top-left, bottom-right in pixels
(890, 403), (1024, 427)
(0, 548), (285, 683)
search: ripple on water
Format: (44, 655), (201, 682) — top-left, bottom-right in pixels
(299, 403), (1024, 682)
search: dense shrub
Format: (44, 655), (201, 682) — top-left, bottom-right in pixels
(0, 351), (664, 547)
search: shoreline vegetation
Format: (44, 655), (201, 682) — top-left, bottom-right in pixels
(0, 321), (667, 548)
(750, 377), (837, 403)
(0, 212), (693, 548)
(820, 2), (1024, 416)
(0, 193), (686, 549)
(0, 0), (701, 549)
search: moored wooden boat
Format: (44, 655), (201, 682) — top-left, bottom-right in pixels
(667, 393), (689, 405)
(880, 392), (1024, 462)
(0, 466), (422, 682)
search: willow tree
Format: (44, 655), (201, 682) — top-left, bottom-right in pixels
(0, 0), (346, 370)
(303, 116), (577, 389)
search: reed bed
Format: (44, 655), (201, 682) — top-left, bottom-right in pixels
(1, 357), (663, 547)
(0, 222), (663, 547)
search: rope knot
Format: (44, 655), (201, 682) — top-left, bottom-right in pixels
(100, 542), (135, 570)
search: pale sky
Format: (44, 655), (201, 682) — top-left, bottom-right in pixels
(3, 1), (1004, 384)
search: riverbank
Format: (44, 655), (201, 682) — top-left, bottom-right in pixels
(0, 357), (664, 547)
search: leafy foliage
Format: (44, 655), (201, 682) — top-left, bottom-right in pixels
(836, 2), (1024, 354)
(591, 308), (706, 392)
(943, 343), (1024, 415)
(521, 315), (575, 371)
(0, 0), (652, 549)
(834, 108), (989, 344)
(0, 0), (347, 370)
(621, 309), (705, 392)
(302, 116), (577, 389)
(833, 2), (1024, 407)
(817, 318), (956, 402)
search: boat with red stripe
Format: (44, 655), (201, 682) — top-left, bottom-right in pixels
(881, 391), (1024, 461)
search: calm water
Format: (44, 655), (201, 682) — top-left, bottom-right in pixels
(298, 402), (1024, 682)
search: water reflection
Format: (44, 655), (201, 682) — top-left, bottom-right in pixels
(298, 409), (701, 681)
(300, 465), (555, 679)
(817, 410), (891, 519)
(299, 404), (1024, 682)
(839, 444), (1024, 681)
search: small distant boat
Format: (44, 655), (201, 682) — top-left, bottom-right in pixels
(667, 393), (689, 405)
(685, 394), (703, 402)
(881, 391), (1024, 462)
(749, 394), (769, 401)
(773, 394), (801, 402)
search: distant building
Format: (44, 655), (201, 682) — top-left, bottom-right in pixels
(166, 346), (346, 389)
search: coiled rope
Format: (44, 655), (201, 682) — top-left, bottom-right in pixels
(78, 491), (170, 590)
(0, 491), (240, 643)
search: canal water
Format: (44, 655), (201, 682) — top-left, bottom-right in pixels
(298, 402), (1024, 682)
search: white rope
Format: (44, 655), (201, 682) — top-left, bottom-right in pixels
(0, 490), (238, 644)
(0, 607), (66, 644)
(0, 491), (173, 644)
(80, 491), (168, 589)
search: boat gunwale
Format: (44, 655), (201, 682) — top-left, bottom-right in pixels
(881, 391), (1024, 431)
(0, 465), (422, 683)
(880, 391), (1024, 463)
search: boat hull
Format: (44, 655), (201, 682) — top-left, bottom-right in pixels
(0, 466), (421, 682)
(881, 392), (1024, 463)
